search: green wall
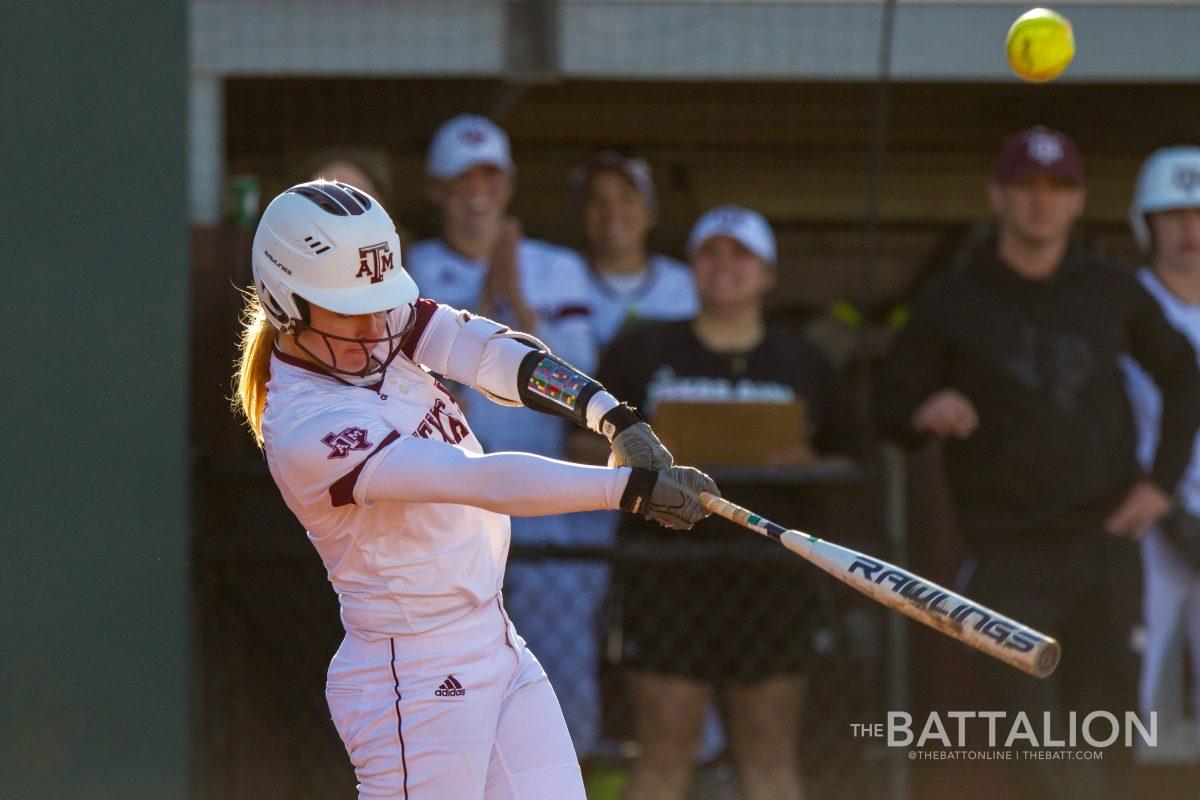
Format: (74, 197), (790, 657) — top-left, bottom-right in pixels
(2, 1), (189, 797)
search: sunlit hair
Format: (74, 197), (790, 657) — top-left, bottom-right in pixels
(232, 289), (278, 446)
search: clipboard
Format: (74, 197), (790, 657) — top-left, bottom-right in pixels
(650, 399), (807, 467)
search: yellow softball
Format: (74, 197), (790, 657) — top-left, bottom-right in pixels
(1005, 8), (1075, 83)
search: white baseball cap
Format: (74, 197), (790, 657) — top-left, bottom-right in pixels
(426, 114), (514, 180)
(686, 205), (777, 265)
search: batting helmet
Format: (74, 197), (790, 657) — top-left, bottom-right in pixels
(1130, 146), (1200, 251)
(251, 180), (420, 377)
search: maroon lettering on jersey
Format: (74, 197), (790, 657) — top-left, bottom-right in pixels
(411, 398), (470, 445)
(423, 401), (452, 442)
(322, 427), (372, 459)
(447, 416), (470, 443)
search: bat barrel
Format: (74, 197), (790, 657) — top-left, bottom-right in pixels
(699, 492), (1061, 679)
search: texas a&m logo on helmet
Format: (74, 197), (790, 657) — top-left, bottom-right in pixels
(356, 242), (394, 284)
(1173, 165), (1200, 196)
(322, 427), (372, 459)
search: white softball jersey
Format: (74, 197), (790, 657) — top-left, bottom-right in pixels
(261, 299), (631, 798)
(578, 252), (699, 346)
(261, 299), (627, 638)
(1122, 268), (1200, 737)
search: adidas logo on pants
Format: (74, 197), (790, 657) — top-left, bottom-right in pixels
(435, 675), (466, 697)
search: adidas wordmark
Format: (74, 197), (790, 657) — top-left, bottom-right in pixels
(434, 675), (466, 697)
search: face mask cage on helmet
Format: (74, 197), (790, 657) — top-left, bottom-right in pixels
(258, 276), (415, 379)
(287, 298), (417, 380)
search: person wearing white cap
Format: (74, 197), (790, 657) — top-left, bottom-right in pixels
(1122, 146), (1200, 750)
(407, 114), (596, 454)
(555, 151), (702, 761)
(570, 150), (699, 346)
(597, 205), (851, 800)
(406, 115), (610, 759)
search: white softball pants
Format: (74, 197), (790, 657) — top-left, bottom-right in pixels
(1140, 527), (1200, 738)
(325, 595), (586, 799)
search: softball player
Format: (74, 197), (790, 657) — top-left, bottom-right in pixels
(1123, 147), (1200, 743)
(233, 179), (715, 799)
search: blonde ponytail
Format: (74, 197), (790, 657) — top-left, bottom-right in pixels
(233, 290), (279, 446)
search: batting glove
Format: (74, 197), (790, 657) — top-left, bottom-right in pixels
(600, 404), (674, 470)
(620, 466), (719, 530)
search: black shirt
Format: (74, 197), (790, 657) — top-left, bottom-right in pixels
(875, 235), (1200, 546)
(599, 318), (849, 546)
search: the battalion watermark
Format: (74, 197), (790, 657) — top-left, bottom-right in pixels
(851, 711), (1157, 761)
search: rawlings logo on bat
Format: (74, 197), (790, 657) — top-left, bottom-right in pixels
(847, 556), (1041, 654)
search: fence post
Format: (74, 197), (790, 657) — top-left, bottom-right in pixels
(883, 443), (911, 800)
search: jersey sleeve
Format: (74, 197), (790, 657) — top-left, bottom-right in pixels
(1125, 276), (1200, 493)
(265, 407), (403, 510)
(395, 298), (446, 366)
(360, 436), (631, 515)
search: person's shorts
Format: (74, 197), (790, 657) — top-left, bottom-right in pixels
(612, 538), (823, 684)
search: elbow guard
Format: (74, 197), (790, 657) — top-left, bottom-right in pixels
(424, 311), (546, 406)
(517, 350), (605, 427)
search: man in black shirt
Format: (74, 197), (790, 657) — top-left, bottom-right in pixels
(877, 126), (1200, 799)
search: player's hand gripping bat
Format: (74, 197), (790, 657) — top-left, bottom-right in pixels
(699, 492), (1060, 678)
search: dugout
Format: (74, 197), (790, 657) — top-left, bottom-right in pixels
(188, 3), (1200, 799)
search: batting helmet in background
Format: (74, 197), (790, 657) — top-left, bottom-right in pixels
(1130, 146), (1200, 251)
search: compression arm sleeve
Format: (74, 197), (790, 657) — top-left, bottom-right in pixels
(357, 435), (631, 516)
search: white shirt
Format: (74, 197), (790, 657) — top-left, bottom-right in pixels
(262, 301), (627, 639)
(580, 253), (699, 347)
(1123, 268), (1200, 514)
(406, 237), (596, 459)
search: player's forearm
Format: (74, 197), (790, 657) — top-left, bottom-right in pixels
(359, 436), (630, 515)
(471, 333), (621, 427)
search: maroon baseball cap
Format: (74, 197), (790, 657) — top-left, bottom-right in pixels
(994, 126), (1084, 185)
